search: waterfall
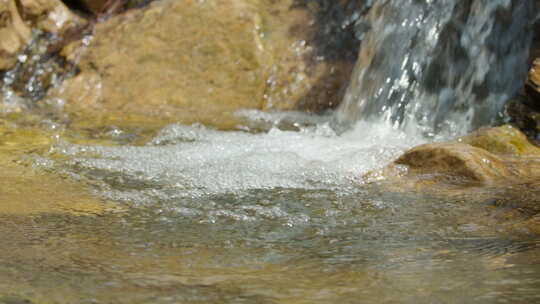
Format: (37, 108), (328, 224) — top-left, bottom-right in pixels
(335, 0), (535, 137)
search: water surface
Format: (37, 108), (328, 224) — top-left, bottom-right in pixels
(1, 112), (539, 304)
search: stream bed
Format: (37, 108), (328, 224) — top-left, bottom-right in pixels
(1, 112), (540, 304)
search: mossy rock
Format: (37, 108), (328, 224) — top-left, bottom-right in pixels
(459, 125), (540, 156)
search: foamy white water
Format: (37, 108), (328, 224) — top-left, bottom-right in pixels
(53, 111), (425, 202)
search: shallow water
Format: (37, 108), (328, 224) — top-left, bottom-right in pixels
(1, 112), (539, 303)
(1, 186), (540, 303)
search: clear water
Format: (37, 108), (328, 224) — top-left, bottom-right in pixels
(3, 187), (540, 304)
(337, 0), (534, 137)
(0, 111), (530, 303)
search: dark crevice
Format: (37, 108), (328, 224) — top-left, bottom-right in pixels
(291, 0), (371, 112)
(291, 0), (368, 63)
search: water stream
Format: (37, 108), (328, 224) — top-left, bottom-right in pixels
(1, 0), (540, 303)
(336, 0), (534, 137)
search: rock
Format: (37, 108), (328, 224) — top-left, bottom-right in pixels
(506, 96), (540, 142)
(365, 125), (540, 234)
(508, 34), (540, 141)
(291, 0), (367, 112)
(47, 0), (364, 129)
(370, 125), (540, 187)
(394, 143), (512, 183)
(20, 0), (82, 33)
(0, 0), (31, 70)
(0, 0), (82, 70)
(459, 125), (540, 156)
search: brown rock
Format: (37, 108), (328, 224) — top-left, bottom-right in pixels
(20, 0), (83, 33)
(52, 0), (341, 129)
(0, 0), (82, 70)
(459, 125), (540, 156)
(395, 143), (511, 183)
(369, 125), (540, 187)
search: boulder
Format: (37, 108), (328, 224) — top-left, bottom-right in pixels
(370, 125), (540, 186)
(394, 143), (512, 183)
(48, 0), (359, 129)
(365, 125), (540, 234)
(458, 125), (540, 156)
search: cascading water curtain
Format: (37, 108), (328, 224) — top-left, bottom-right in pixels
(336, 0), (534, 137)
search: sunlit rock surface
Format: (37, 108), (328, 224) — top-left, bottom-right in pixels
(50, 0), (355, 129)
(460, 125), (540, 156)
(395, 143), (512, 183)
(371, 125), (540, 187)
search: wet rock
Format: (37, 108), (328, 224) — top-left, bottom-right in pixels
(459, 125), (540, 156)
(371, 125), (540, 186)
(394, 143), (511, 183)
(291, 0), (369, 112)
(508, 20), (540, 142)
(0, 0), (82, 70)
(366, 125), (540, 234)
(506, 96), (540, 142)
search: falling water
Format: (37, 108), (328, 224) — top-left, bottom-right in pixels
(336, 0), (535, 137)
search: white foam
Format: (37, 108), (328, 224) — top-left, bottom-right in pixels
(56, 112), (425, 200)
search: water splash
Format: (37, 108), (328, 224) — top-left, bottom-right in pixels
(51, 112), (424, 202)
(336, 0), (534, 137)
(0, 32), (77, 112)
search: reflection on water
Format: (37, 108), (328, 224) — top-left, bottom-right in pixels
(1, 114), (540, 303)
